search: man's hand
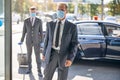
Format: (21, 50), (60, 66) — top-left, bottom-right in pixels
(41, 54), (45, 61)
(65, 60), (72, 67)
(40, 42), (44, 48)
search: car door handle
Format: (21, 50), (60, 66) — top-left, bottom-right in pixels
(79, 38), (86, 40)
(110, 39), (120, 46)
(99, 41), (105, 43)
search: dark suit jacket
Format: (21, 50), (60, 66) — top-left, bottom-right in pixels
(21, 17), (43, 45)
(43, 20), (78, 64)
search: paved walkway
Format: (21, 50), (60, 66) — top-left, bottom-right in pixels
(0, 22), (23, 36)
(0, 22), (58, 80)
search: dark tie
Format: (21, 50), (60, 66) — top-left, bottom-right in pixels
(55, 21), (61, 47)
(31, 18), (33, 25)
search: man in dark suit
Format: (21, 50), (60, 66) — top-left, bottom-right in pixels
(42, 3), (78, 80)
(18, 6), (43, 78)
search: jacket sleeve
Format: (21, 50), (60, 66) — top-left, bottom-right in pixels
(20, 20), (27, 42)
(39, 19), (43, 43)
(67, 24), (78, 62)
(43, 22), (49, 56)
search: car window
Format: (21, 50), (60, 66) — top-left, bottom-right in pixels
(105, 25), (120, 37)
(104, 16), (117, 22)
(77, 23), (103, 35)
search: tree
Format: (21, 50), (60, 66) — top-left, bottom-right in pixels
(115, 0), (120, 4)
(108, 0), (120, 16)
(68, 3), (74, 13)
(78, 3), (87, 19)
(13, 0), (23, 13)
(13, 0), (27, 21)
(90, 4), (99, 19)
(115, 0), (120, 15)
(13, 0), (39, 21)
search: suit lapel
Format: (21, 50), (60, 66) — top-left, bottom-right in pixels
(51, 21), (56, 39)
(33, 17), (38, 27)
(27, 18), (32, 27)
(63, 20), (68, 34)
(61, 20), (69, 44)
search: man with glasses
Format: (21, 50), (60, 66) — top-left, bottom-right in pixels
(18, 6), (43, 79)
(42, 3), (78, 80)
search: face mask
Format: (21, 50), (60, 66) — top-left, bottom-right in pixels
(57, 10), (65, 19)
(30, 13), (36, 17)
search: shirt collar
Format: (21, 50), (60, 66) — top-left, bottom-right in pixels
(30, 17), (36, 19)
(57, 19), (66, 25)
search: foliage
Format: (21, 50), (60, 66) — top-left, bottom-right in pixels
(90, 4), (99, 19)
(13, 0), (30, 21)
(13, 0), (23, 13)
(68, 3), (74, 13)
(78, 3), (87, 19)
(78, 4), (86, 15)
(12, 0), (120, 21)
(107, 0), (120, 16)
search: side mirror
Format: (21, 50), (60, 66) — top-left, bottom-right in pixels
(0, 20), (3, 27)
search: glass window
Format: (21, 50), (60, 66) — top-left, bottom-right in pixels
(77, 23), (103, 35)
(0, 0), (4, 79)
(105, 24), (120, 37)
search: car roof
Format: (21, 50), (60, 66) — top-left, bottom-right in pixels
(104, 16), (116, 19)
(74, 20), (120, 26)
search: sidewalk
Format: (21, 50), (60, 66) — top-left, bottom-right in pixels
(12, 32), (58, 80)
(12, 22), (23, 34)
(6, 22), (57, 80)
(0, 22), (23, 36)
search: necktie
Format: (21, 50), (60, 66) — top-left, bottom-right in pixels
(31, 18), (33, 26)
(55, 21), (61, 47)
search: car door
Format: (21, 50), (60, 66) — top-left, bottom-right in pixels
(77, 22), (106, 58)
(103, 23), (120, 60)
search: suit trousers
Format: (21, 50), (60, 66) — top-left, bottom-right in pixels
(26, 43), (42, 73)
(43, 49), (69, 80)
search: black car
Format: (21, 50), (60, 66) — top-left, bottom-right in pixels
(75, 20), (120, 60)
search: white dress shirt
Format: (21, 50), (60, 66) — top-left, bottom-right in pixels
(52, 19), (65, 50)
(31, 17), (36, 26)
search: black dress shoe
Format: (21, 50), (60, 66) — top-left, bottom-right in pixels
(38, 76), (43, 80)
(38, 72), (43, 80)
(26, 70), (31, 74)
(38, 72), (43, 77)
